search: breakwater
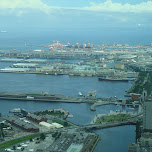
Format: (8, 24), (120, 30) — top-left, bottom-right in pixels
(0, 91), (109, 103)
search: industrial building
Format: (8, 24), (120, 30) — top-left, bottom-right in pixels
(131, 93), (141, 102)
(140, 132), (152, 147)
(26, 113), (47, 123)
(39, 121), (55, 129)
(12, 63), (39, 68)
(5, 116), (39, 132)
(0, 68), (30, 72)
(51, 122), (63, 128)
(39, 121), (63, 129)
(114, 64), (125, 70)
(45, 129), (99, 152)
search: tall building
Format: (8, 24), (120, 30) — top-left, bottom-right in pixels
(143, 99), (152, 132)
(141, 89), (147, 103)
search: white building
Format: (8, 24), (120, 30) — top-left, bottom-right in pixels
(52, 122), (63, 128)
(39, 121), (55, 129)
(39, 121), (63, 129)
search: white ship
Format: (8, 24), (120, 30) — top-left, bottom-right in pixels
(78, 92), (83, 96)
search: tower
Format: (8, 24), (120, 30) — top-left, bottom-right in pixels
(143, 99), (152, 132)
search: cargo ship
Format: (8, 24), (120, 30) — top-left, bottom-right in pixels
(98, 76), (130, 82)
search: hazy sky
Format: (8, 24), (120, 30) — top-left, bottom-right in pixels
(0, 0), (152, 34)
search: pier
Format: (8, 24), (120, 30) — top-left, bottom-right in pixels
(0, 91), (106, 104)
(0, 92), (84, 103)
(0, 91), (139, 109)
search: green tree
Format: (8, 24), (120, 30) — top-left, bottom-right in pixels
(64, 121), (68, 127)
(1, 129), (5, 138)
(29, 138), (33, 142)
(40, 133), (46, 140)
(21, 147), (24, 151)
(136, 120), (142, 142)
(13, 145), (16, 150)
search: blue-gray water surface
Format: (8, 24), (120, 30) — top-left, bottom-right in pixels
(0, 73), (132, 98)
(0, 72), (135, 152)
(0, 32), (136, 152)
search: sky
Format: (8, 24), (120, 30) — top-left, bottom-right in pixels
(0, 0), (152, 44)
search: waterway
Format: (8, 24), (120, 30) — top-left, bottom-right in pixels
(0, 71), (135, 152)
(0, 72), (132, 98)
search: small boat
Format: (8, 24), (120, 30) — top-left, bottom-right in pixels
(78, 92), (83, 96)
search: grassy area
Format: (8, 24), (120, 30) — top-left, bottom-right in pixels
(48, 113), (64, 116)
(96, 114), (130, 124)
(52, 119), (71, 127)
(0, 133), (40, 149)
(34, 110), (64, 117)
(26, 93), (43, 96)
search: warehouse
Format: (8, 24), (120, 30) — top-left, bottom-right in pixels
(39, 121), (55, 129)
(5, 116), (39, 132)
(0, 68), (30, 72)
(26, 113), (47, 123)
(52, 122), (63, 128)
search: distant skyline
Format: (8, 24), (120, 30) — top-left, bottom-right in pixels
(0, 0), (151, 44)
